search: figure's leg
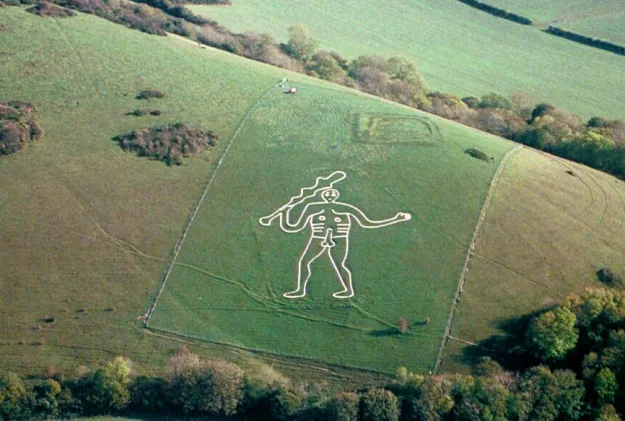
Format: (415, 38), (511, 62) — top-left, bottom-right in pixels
(284, 237), (326, 298)
(328, 238), (354, 299)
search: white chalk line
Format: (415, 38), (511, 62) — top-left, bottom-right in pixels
(259, 172), (411, 299)
(144, 83), (278, 327)
(433, 145), (522, 373)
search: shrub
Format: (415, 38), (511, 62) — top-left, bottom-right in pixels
(168, 358), (245, 416)
(27, 1), (76, 17)
(478, 92), (514, 110)
(1, 101), (43, 156)
(136, 89), (165, 100)
(129, 376), (169, 413)
(597, 268), (624, 289)
(114, 123), (218, 166)
(396, 317), (409, 334)
(462, 96), (480, 109)
(267, 385), (304, 421)
(0, 373), (29, 420)
(465, 148), (492, 162)
(326, 391), (359, 421)
(284, 24), (319, 61)
(361, 388), (399, 421)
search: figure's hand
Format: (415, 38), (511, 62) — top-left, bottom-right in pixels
(259, 216), (273, 226)
(396, 212), (412, 221)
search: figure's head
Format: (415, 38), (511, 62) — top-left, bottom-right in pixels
(321, 188), (340, 202)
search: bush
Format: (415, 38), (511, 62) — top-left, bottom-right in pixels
(129, 376), (169, 413)
(360, 388), (399, 421)
(0, 373), (29, 420)
(327, 391), (359, 421)
(462, 96), (480, 109)
(465, 148), (492, 162)
(1, 101), (43, 156)
(27, 1), (75, 17)
(478, 92), (514, 110)
(168, 358), (245, 416)
(597, 268), (624, 289)
(267, 385), (304, 421)
(284, 24), (319, 61)
(136, 89), (165, 100)
(114, 122), (218, 165)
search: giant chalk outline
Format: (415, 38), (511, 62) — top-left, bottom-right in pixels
(259, 171), (412, 299)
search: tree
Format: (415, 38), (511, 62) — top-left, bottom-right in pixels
(361, 388), (399, 421)
(387, 55), (421, 83)
(81, 356), (132, 414)
(401, 376), (454, 421)
(307, 52), (346, 81)
(451, 376), (509, 421)
(326, 391), (359, 421)
(0, 372), (28, 420)
(478, 93), (513, 110)
(285, 24), (318, 61)
(168, 358), (244, 416)
(526, 307), (578, 361)
(594, 368), (617, 406)
(513, 366), (585, 421)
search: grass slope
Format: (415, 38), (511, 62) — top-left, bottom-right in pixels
(0, 8), (388, 383)
(442, 148), (625, 372)
(147, 81), (513, 373)
(192, 0), (625, 120)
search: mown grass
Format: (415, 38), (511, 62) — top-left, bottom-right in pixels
(0, 8), (391, 384)
(442, 147), (625, 372)
(191, 0), (625, 120)
(147, 80), (514, 373)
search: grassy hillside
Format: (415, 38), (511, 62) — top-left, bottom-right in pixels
(192, 0), (625, 120)
(442, 148), (625, 372)
(146, 81), (513, 373)
(2, 4), (624, 380)
(0, 7), (386, 384)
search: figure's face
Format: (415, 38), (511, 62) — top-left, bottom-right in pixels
(322, 189), (339, 202)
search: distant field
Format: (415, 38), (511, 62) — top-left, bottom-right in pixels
(483, 0), (625, 45)
(482, 0), (623, 23)
(192, 0), (625, 120)
(442, 148), (625, 372)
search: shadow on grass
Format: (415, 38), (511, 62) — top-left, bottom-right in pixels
(453, 308), (554, 371)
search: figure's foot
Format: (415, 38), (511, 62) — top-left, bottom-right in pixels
(332, 290), (354, 299)
(284, 290), (306, 299)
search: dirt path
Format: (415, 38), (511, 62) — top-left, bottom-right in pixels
(433, 144), (522, 373)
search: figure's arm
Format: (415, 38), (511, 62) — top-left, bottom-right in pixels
(342, 204), (411, 229)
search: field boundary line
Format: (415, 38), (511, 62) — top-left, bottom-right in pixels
(144, 83), (277, 327)
(433, 144), (522, 373)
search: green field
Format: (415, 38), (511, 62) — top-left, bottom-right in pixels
(146, 79), (513, 373)
(482, 0), (623, 23)
(443, 148), (625, 372)
(483, 0), (625, 45)
(2, 3), (625, 380)
(191, 0), (625, 120)
(0, 7), (389, 382)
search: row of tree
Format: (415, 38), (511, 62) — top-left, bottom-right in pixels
(2, 288), (625, 420)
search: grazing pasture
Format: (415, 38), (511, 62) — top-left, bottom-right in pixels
(192, 0), (625, 120)
(442, 148), (625, 372)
